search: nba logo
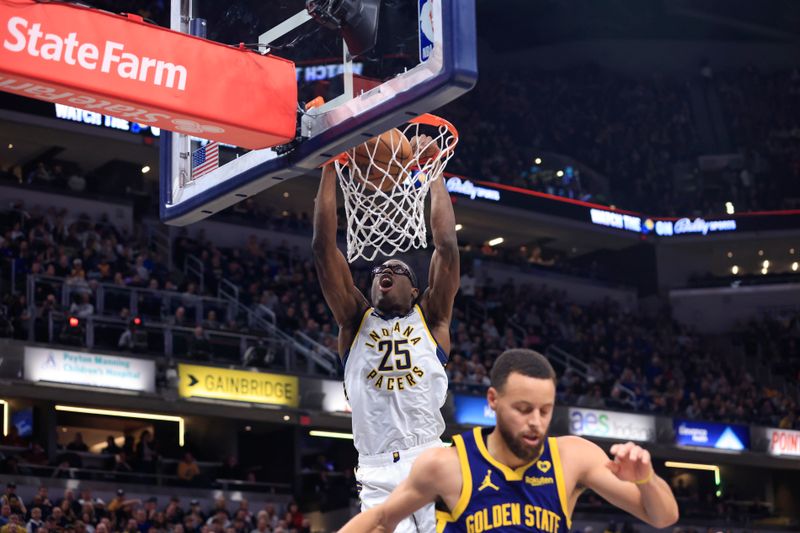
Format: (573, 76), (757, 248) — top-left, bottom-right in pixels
(418, 0), (434, 62)
(392, 452), (400, 463)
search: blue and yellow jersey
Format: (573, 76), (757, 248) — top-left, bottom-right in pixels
(436, 427), (571, 533)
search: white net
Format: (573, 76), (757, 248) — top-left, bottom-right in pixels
(333, 114), (458, 263)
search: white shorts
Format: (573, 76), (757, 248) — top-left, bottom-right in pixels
(355, 440), (444, 533)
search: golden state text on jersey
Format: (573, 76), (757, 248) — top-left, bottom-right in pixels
(344, 305), (449, 456)
(436, 427), (572, 533)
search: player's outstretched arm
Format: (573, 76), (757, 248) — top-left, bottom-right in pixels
(338, 448), (451, 533)
(572, 437), (679, 528)
(416, 136), (459, 350)
(312, 165), (369, 332)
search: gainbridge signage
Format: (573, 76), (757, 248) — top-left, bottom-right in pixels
(0, 0), (296, 149)
(178, 364), (298, 407)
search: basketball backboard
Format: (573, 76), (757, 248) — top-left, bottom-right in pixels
(160, 0), (477, 226)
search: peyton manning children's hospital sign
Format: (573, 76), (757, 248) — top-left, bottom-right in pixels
(24, 347), (156, 392)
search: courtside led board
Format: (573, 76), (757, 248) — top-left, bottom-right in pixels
(160, 0), (477, 226)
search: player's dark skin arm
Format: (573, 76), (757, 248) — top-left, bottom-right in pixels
(312, 165), (369, 357)
(418, 153), (460, 354)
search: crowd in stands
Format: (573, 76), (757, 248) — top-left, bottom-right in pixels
(5, 58), (799, 219)
(716, 66), (800, 211)
(443, 64), (800, 215)
(443, 66), (698, 212)
(1, 200), (798, 430)
(0, 481), (309, 533)
(446, 275), (800, 430)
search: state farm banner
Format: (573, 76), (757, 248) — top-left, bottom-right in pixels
(0, 1), (296, 149)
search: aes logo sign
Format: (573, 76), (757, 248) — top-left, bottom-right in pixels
(569, 408), (656, 442)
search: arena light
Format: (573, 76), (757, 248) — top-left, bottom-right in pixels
(455, 224), (463, 231)
(309, 430), (353, 440)
(0, 400), (8, 437)
(665, 461), (720, 486)
(68, 316), (80, 328)
(55, 405), (185, 447)
(725, 202), (735, 215)
(792, 262), (798, 272)
(488, 237), (504, 247)
(726, 251), (733, 258)
(7, 144), (12, 149)
(141, 165), (151, 174)
(534, 157), (542, 165)
(731, 265), (739, 275)
(761, 267), (768, 275)
(762, 260), (770, 268)
(791, 248), (796, 255)
(556, 170), (564, 178)
(758, 250), (764, 256)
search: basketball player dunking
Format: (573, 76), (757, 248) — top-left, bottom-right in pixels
(338, 350), (680, 533)
(312, 144), (459, 533)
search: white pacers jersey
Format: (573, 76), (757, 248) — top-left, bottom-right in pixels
(344, 304), (448, 457)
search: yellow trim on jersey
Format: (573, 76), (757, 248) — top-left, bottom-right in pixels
(436, 434), (472, 528)
(348, 307), (373, 352)
(473, 427), (540, 481)
(415, 304), (438, 347)
(435, 511), (450, 533)
(451, 434), (473, 519)
(549, 437), (572, 530)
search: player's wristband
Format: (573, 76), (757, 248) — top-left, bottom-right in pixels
(633, 471), (654, 485)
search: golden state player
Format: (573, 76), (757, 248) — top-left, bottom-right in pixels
(312, 140), (459, 533)
(338, 349), (679, 533)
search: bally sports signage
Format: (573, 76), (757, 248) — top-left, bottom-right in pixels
(24, 347), (155, 392)
(0, 0), (296, 149)
(764, 428), (800, 458)
(568, 408), (655, 443)
(674, 419), (749, 451)
(178, 364), (298, 407)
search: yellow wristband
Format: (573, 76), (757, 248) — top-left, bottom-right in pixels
(633, 471), (654, 485)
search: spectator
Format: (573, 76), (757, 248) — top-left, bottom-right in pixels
(66, 433), (89, 453)
(203, 311), (220, 330)
(118, 319), (147, 352)
(170, 307), (187, 328)
(0, 514), (23, 533)
(69, 293), (94, 319)
(25, 508), (42, 533)
(101, 437), (121, 455)
(112, 452), (134, 474)
(0, 485), (24, 517)
(188, 326), (212, 360)
(135, 431), (158, 474)
(177, 452), (201, 484)
(217, 456), (243, 481)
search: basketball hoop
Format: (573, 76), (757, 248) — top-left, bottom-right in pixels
(333, 114), (458, 263)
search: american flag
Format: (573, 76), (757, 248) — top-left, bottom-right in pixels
(191, 141), (219, 180)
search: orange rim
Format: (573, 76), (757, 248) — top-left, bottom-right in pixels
(322, 113), (459, 168)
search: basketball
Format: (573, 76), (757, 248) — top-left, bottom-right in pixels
(351, 128), (414, 192)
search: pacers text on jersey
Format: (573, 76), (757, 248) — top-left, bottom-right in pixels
(364, 320), (426, 391)
(4, 16), (188, 91)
